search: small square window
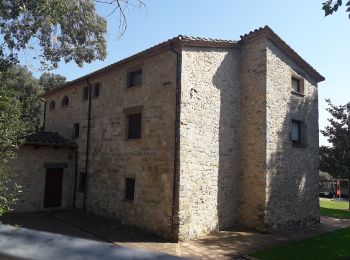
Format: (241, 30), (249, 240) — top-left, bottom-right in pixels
(73, 123), (80, 138)
(94, 83), (100, 97)
(79, 172), (87, 192)
(83, 86), (89, 100)
(291, 120), (302, 145)
(128, 113), (142, 139)
(127, 69), (142, 88)
(125, 178), (135, 201)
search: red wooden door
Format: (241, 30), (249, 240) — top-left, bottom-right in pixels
(44, 168), (63, 208)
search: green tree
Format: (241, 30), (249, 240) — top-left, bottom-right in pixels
(320, 99), (350, 179)
(6, 65), (43, 131)
(39, 72), (66, 92)
(0, 0), (144, 70)
(322, 0), (350, 18)
(0, 79), (25, 215)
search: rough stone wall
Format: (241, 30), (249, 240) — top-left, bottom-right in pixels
(11, 145), (75, 211)
(178, 46), (240, 240)
(265, 40), (320, 230)
(238, 38), (268, 230)
(45, 50), (177, 239)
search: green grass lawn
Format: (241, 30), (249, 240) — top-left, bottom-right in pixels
(251, 199), (350, 260)
(320, 199), (350, 219)
(251, 227), (350, 260)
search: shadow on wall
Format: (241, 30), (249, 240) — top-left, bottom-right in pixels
(211, 49), (240, 230)
(210, 45), (319, 231)
(265, 91), (319, 230)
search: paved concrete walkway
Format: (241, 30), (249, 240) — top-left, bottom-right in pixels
(0, 224), (182, 260)
(3, 210), (350, 259)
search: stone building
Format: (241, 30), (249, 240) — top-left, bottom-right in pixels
(12, 26), (325, 241)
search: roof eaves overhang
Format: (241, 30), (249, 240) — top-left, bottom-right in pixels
(43, 36), (237, 98)
(239, 26), (325, 83)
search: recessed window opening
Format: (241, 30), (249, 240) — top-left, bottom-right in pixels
(61, 96), (69, 107)
(125, 178), (135, 201)
(292, 120), (302, 145)
(127, 113), (142, 139)
(127, 69), (142, 88)
(94, 83), (100, 97)
(83, 86), (89, 100)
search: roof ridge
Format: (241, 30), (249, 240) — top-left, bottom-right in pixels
(238, 25), (324, 82)
(43, 26), (324, 97)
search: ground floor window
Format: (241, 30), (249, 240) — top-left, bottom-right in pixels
(125, 178), (135, 201)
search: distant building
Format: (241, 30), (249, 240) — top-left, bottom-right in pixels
(12, 26), (325, 241)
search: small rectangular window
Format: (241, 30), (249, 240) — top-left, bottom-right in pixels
(291, 76), (304, 94)
(127, 69), (142, 88)
(79, 172), (87, 192)
(292, 78), (300, 92)
(291, 120), (302, 145)
(83, 86), (89, 100)
(128, 113), (142, 139)
(125, 178), (135, 201)
(94, 83), (100, 97)
(73, 123), (80, 138)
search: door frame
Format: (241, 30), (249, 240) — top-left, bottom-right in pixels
(43, 168), (64, 208)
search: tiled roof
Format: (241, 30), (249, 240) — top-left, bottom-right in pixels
(43, 26), (324, 97)
(239, 26), (325, 82)
(177, 35), (236, 44)
(43, 35), (236, 97)
(23, 132), (76, 147)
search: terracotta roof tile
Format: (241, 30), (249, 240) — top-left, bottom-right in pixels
(239, 26), (325, 82)
(44, 26), (324, 97)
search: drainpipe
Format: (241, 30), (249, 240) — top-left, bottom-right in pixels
(40, 98), (46, 131)
(83, 78), (92, 211)
(73, 148), (78, 208)
(170, 43), (182, 241)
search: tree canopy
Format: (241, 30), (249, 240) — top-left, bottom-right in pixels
(0, 0), (144, 70)
(39, 72), (66, 92)
(0, 79), (26, 161)
(322, 0), (350, 18)
(320, 99), (350, 179)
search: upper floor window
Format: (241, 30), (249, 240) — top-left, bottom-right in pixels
(291, 119), (305, 147)
(83, 86), (89, 100)
(128, 113), (142, 139)
(291, 76), (304, 95)
(49, 100), (55, 111)
(127, 69), (142, 88)
(94, 83), (100, 97)
(61, 96), (69, 107)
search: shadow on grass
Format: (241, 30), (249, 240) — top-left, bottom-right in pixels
(251, 227), (350, 260)
(320, 207), (350, 219)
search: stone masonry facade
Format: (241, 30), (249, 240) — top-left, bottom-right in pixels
(11, 145), (75, 211)
(12, 26), (324, 241)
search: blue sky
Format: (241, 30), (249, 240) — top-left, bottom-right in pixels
(23, 0), (350, 146)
